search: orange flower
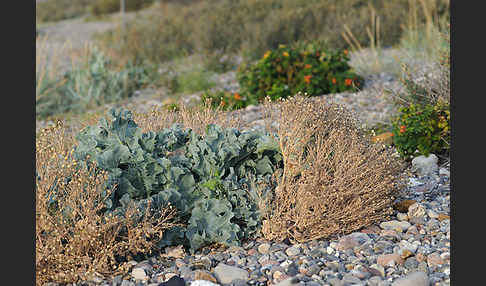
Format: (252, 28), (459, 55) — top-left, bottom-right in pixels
(234, 93), (241, 100)
(343, 49), (349, 56)
(345, 78), (352, 86)
(263, 50), (271, 59)
(399, 125), (406, 134)
(220, 101), (226, 107)
(283, 51), (289, 57)
(305, 64), (312, 69)
(315, 51), (320, 57)
(331, 77), (337, 84)
(304, 75), (312, 84)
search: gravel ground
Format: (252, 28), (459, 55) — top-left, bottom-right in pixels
(43, 168), (450, 286)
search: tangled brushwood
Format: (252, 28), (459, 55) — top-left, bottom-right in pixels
(35, 121), (181, 286)
(261, 96), (407, 243)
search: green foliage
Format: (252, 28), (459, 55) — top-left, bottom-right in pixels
(98, 0), (446, 68)
(392, 102), (450, 160)
(36, 47), (151, 119)
(207, 43), (363, 110)
(36, 0), (95, 23)
(90, 0), (154, 16)
(72, 108), (283, 253)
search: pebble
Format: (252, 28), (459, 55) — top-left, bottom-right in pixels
(213, 263), (249, 284)
(380, 220), (411, 232)
(391, 271), (429, 286)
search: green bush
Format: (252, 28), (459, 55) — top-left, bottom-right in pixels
(391, 25), (450, 160)
(90, 0), (154, 16)
(205, 43), (362, 110)
(392, 102), (450, 160)
(36, 47), (152, 119)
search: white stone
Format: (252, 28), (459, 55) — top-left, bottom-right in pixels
(285, 245), (301, 256)
(411, 154), (439, 177)
(273, 277), (303, 286)
(396, 213), (409, 221)
(213, 263), (249, 284)
(439, 167), (450, 177)
(190, 280), (221, 286)
(380, 220), (411, 231)
(326, 246), (335, 255)
(399, 240), (418, 253)
(391, 271), (428, 286)
(131, 268), (148, 281)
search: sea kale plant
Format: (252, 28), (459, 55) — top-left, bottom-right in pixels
(72, 108), (283, 253)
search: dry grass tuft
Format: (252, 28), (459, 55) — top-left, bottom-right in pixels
(36, 121), (181, 286)
(261, 95), (406, 243)
(132, 99), (244, 135)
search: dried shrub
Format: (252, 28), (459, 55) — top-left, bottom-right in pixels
(261, 96), (406, 243)
(36, 121), (180, 286)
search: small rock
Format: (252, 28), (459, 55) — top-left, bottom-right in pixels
(258, 243), (271, 254)
(285, 245), (301, 256)
(190, 280), (220, 286)
(351, 268), (371, 280)
(407, 203), (426, 221)
(380, 229), (401, 240)
(440, 252), (450, 261)
(369, 264), (385, 277)
(439, 167), (450, 177)
(427, 252), (444, 267)
(193, 270), (218, 284)
(326, 246), (335, 255)
(400, 249), (414, 260)
(377, 253), (404, 267)
(405, 226), (419, 236)
(121, 280), (135, 286)
(411, 154), (439, 177)
(336, 232), (371, 251)
(342, 273), (362, 284)
(131, 268), (148, 281)
(403, 257), (419, 270)
(258, 254), (270, 265)
(391, 271), (428, 286)
(396, 213), (408, 221)
(213, 263), (249, 284)
(399, 240), (418, 253)
(273, 277), (302, 286)
(247, 249), (258, 256)
(328, 277), (344, 286)
(368, 276), (383, 286)
(380, 220), (411, 232)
